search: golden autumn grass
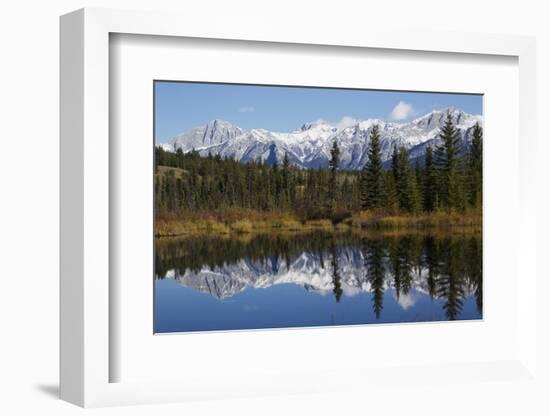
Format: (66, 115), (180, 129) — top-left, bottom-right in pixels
(155, 208), (482, 237)
(345, 207), (482, 230)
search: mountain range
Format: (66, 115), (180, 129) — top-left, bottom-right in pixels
(160, 107), (482, 169)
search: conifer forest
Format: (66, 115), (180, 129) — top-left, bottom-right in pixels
(155, 113), (482, 234)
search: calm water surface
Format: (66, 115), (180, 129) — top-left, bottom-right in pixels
(154, 232), (482, 333)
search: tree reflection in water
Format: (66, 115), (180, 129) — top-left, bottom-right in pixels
(155, 231), (482, 321)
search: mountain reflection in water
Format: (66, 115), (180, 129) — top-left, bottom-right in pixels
(155, 232), (482, 333)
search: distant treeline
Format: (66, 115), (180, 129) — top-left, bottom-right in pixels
(155, 113), (482, 220)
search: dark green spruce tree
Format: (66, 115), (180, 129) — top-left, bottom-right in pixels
(329, 141), (340, 211)
(281, 152), (291, 208)
(407, 170), (423, 214)
(423, 146), (438, 211)
(363, 125), (384, 209)
(383, 171), (399, 214)
(468, 122), (483, 208)
(393, 146), (411, 211)
(435, 112), (465, 210)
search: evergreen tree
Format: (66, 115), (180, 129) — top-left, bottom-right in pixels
(414, 159), (423, 191)
(282, 152), (291, 208)
(245, 162), (254, 208)
(329, 141), (340, 210)
(423, 146), (438, 211)
(383, 171), (399, 214)
(156, 146), (166, 168)
(394, 146), (411, 211)
(468, 122), (483, 208)
(363, 125), (384, 209)
(341, 176), (353, 210)
(391, 145), (399, 181)
(175, 148), (184, 168)
(407, 173), (422, 214)
(359, 170), (368, 210)
(154, 146), (160, 173)
(435, 112), (464, 210)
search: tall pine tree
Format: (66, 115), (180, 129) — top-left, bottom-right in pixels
(329, 141), (340, 210)
(468, 122), (483, 208)
(423, 146), (438, 211)
(363, 125), (384, 209)
(407, 172), (422, 214)
(393, 146), (411, 211)
(435, 112), (464, 210)
(383, 171), (399, 214)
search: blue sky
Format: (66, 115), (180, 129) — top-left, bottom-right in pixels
(155, 81), (483, 144)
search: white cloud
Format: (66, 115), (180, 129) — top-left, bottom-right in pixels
(311, 118), (327, 125)
(335, 116), (358, 130)
(390, 101), (415, 121)
(238, 106), (255, 113)
(301, 116), (358, 130)
(395, 292), (417, 310)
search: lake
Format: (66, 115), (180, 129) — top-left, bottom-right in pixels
(154, 231), (482, 333)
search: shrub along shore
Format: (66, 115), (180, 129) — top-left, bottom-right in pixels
(155, 208), (482, 237)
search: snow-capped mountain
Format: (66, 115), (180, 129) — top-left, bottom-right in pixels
(162, 108), (482, 169)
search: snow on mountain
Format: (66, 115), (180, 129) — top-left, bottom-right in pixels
(163, 108), (482, 169)
(171, 119), (245, 152)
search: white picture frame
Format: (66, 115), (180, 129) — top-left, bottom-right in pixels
(60, 7), (538, 407)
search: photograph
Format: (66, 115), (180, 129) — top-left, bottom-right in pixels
(153, 81), (483, 333)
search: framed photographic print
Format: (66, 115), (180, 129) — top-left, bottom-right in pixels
(153, 81), (484, 333)
(60, 8), (538, 408)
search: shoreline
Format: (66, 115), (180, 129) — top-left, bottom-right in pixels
(155, 209), (482, 238)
